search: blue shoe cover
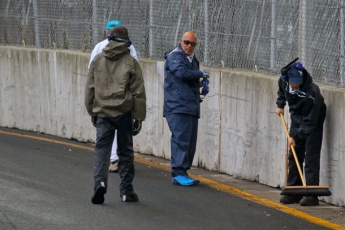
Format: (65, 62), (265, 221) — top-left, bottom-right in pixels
(172, 175), (195, 186)
(185, 175), (200, 184)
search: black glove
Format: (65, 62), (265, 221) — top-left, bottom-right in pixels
(132, 119), (142, 136)
(91, 116), (97, 127)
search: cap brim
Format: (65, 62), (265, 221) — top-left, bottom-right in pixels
(287, 68), (303, 84)
(289, 77), (303, 84)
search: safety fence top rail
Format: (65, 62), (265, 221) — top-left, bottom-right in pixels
(0, 0), (344, 87)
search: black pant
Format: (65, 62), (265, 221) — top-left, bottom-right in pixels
(287, 104), (326, 186)
(93, 111), (135, 195)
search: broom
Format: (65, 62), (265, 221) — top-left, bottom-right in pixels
(279, 114), (331, 196)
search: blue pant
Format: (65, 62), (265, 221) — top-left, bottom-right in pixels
(165, 113), (198, 177)
(93, 111), (135, 195)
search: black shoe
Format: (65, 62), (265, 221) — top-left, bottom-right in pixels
(91, 182), (107, 204)
(279, 195), (303, 204)
(300, 196), (319, 206)
(120, 193), (139, 202)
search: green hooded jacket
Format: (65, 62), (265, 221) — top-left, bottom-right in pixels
(85, 40), (146, 121)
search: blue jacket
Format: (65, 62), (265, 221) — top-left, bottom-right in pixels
(163, 44), (203, 117)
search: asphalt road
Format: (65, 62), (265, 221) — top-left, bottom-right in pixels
(0, 128), (335, 230)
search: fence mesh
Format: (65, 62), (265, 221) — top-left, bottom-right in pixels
(0, 0), (344, 87)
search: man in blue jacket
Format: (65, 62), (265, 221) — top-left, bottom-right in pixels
(163, 31), (209, 186)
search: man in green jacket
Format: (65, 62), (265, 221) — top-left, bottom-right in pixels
(85, 26), (146, 204)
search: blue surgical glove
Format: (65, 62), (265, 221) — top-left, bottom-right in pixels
(201, 77), (209, 96)
(201, 70), (209, 78)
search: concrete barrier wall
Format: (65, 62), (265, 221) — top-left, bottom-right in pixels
(1, 46), (344, 206)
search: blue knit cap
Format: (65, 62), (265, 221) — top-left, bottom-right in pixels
(106, 20), (122, 30)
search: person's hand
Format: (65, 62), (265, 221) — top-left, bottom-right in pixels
(91, 116), (97, 127)
(132, 119), (142, 136)
(288, 137), (296, 148)
(201, 70), (209, 78)
(276, 108), (284, 116)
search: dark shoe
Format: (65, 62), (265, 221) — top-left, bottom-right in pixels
(91, 182), (107, 204)
(121, 193), (139, 202)
(279, 195), (302, 204)
(300, 196), (319, 206)
(109, 161), (118, 173)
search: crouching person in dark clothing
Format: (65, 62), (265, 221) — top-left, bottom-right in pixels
(85, 26), (146, 204)
(276, 60), (326, 206)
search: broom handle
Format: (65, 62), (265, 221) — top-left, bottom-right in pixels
(280, 114), (307, 186)
(284, 129), (289, 188)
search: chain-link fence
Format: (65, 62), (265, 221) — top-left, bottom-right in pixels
(0, 0), (344, 87)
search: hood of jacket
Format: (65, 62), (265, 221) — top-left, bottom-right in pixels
(298, 69), (313, 92)
(102, 40), (130, 61)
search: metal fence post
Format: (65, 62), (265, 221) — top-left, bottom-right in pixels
(204, 0), (209, 66)
(149, 0), (154, 58)
(92, 0), (98, 48)
(340, 0), (345, 87)
(299, 0), (307, 64)
(270, 0), (276, 72)
(33, 0), (41, 48)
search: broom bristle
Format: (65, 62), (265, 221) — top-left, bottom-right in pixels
(281, 186), (332, 196)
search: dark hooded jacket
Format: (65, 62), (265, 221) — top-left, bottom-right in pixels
(85, 40), (146, 121)
(276, 69), (325, 141)
(163, 44), (203, 117)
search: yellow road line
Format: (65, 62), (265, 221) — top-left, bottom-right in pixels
(135, 157), (344, 230)
(1, 129), (343, 229)
(0, 130), (94, 151)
